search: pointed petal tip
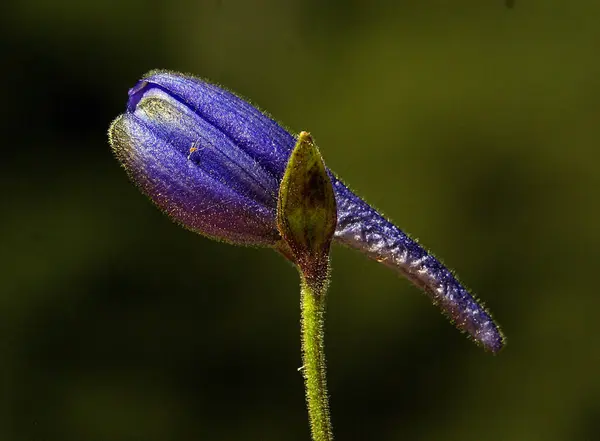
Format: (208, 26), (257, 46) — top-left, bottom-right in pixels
(479, 326), (506, 354)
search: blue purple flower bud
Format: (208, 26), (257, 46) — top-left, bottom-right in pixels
(109, 70), (504, 353)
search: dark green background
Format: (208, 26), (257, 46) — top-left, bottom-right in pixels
(2, 1), (599, 440)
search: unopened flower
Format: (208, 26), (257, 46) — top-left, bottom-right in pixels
(277, 131), (337, 284)
(109, 70), (504, 353)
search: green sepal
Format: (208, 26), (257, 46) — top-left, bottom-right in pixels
(277, 132), (337, 281)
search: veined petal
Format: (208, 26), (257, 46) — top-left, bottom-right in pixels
(130, 70), (297, 178)
(130, 86), (279, 207)
(110, 113), (279, 246)
(331, 177), (505, 353)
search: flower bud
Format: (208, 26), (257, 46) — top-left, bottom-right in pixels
(109, 71), (290, 246)
(277, 132), (337, 281)
(109, 70), (504, 353)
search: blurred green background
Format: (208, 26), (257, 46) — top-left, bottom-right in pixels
(1, 0), (599, 440)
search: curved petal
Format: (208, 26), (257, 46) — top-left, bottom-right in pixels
(109, 113), (279, 246)
(134, 70), (297, 179)
(130, 85), (279, 208)
(331, 175), (504, 353)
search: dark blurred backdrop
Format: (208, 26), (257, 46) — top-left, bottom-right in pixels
(1, 1), (599, 440)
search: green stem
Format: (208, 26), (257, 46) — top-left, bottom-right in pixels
(300, 269), (333, 441)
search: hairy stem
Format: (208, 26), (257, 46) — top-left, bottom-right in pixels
(300, 270), (333, 441)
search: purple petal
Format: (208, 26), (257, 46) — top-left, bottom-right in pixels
(110, 112), (279, 246)
(129, 85), (279, 208)
(331, 176), (505, 353)
(133, 71), (297, 179)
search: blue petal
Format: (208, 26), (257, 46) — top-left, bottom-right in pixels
(130, 84), (279, 208)
(133, 71), (297, 179)
(110, 112), (279, 246)
(331, 177), (504, 353)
